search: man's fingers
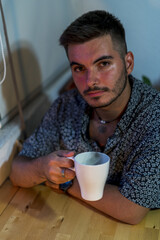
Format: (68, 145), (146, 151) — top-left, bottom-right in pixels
(48, 166), (75, 184)
(56, 150), (75, 158)
(45, 180), (59, 189)
(44, 150), (75, 185)
(49, 156), (74, 168)
(45, 181), (64, 194)
(62, 168), (75, 179)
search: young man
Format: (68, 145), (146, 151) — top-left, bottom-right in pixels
(10, 10), (160, 224)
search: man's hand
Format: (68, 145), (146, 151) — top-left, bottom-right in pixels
(10, 150), (75, 188)
(40, 150), (75, 184)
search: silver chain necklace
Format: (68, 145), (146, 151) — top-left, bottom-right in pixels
(95, 110), (118, 124)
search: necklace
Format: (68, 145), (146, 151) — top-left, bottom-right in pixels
(95, 110), (119, 124)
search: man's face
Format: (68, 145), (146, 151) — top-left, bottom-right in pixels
(68, 35), (130, 109)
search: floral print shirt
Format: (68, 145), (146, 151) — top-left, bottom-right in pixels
(20, 75), (160, 209)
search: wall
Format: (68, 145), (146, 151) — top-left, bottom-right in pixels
(0, 0), (76, 127)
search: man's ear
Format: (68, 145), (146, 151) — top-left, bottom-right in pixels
(125, 51), (134, 75)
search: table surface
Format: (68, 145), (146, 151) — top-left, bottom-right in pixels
(0, 179), (160, 240)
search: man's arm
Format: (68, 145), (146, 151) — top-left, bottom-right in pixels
(10, 151), (75, 188)
(10, 154), (149, 224)
(66, 178), (149, 225)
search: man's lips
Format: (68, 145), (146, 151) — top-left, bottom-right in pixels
(83, 87), (110, 98)
(85, 90), (105, 97)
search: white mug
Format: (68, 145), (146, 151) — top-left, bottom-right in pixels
(74, 152), (110, 201)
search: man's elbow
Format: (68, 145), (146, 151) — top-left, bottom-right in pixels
(9, 169), (18, 187)
(9, 157), (22, 187)
(121, 208), (150, 225)
(124, 216), (144, 225)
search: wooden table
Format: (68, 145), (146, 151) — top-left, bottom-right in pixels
(0, 179), (160, 240)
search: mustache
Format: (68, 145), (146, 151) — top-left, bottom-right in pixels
(83, 86), (110, 95)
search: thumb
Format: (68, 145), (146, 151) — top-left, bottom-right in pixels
(57, 150), (75, 158)
(65, 151), (75, 157)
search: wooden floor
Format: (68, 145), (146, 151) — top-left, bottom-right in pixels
(0, 179), (160, 240)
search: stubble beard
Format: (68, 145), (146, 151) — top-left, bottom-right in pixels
(84, 68), (128, 109)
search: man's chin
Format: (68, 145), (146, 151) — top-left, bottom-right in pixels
(85, 97), (116, 109)
(83, 97), (101, 108)
(85, 100), (110, 109)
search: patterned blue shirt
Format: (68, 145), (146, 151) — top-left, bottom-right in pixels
(20, 76), (160, 209)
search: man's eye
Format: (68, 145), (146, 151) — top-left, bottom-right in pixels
(99, 61), (110, 68)
(73, 66), (85, 72)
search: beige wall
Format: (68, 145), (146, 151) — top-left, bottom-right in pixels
(0, 0), (82, 127)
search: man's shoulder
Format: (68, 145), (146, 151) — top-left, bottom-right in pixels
(130, 77), (160, 131)
(131, 76), (160, 108)
(131, 76), (159, 94)
(49, 88), (87, 114)
(121, 76), (160, 133)
(59, 88), (80, 99)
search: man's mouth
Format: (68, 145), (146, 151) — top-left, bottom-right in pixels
(85, 90), (105, 97)
(83, 87), (109, 97)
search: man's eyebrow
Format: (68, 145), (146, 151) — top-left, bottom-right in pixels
(70, 61), (82, 67)
(70, 55), (113, 67)
(93, 55), (113, 64)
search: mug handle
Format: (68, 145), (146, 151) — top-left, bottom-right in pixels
(67, 156), (75, 171)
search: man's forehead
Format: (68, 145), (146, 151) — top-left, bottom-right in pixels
(68, 35), (113, 50)
(68, 35), (114, 59)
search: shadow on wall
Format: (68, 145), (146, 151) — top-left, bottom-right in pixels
(0, 41), (51, 137)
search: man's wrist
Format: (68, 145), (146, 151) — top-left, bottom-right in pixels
(59, 180), (73, 193)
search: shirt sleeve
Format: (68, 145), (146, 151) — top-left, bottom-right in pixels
(119, 127), (160, 209)
(19, 98), (61, 158)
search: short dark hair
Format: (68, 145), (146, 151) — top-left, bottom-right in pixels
(59, 10), (127, 58)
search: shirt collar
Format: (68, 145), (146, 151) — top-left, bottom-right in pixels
(117, 75), (142, 133)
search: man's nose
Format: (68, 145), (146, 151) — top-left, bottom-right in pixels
(86, 70), (98, 87)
